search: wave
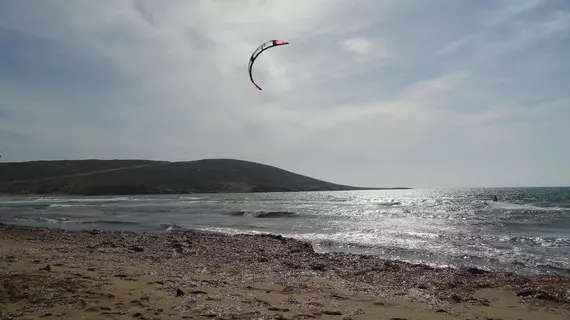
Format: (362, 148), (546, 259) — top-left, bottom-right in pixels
(502, 236), (570, 247)
(177, 200), (219, 204)
(377, 201), (401, 206)
(225, 210), (297, 218)
(311, 236), (570, 276)
(49, 204), (97, 208)
(195, 227), (267, 236)
(483, 201), (565, 211)
(535, 263), (570, 275)
(431, 233), (570, 248)
(160, 223), (186, 231)
(178, 196), (203, 201)
(12, 215), (139, 226)
(33, 197), (134, 203)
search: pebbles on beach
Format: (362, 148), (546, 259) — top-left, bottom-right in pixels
(1, 223), (569, 319)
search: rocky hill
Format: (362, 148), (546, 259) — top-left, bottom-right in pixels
(0, 158), (403, 195)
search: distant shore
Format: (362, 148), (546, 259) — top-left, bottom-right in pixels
(0, 187), (413, 197)
(1, 223), (569, 320)
(0, 158), (412, 196)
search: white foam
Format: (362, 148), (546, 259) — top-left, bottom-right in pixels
(484, 201), (563, 211)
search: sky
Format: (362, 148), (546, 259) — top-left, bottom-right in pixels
(0, 0), (569, 188)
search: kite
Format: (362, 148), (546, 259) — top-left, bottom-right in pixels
(248, 40), (289, 90)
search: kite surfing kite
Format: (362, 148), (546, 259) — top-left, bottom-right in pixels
(248, 40), (289, 90)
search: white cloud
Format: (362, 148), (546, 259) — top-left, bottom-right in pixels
(339, 36), (388, 62)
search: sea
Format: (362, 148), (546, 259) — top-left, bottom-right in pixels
(1, 187), (569, 277)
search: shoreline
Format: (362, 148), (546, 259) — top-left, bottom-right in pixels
(0, 187), (414, 197)
(4, 220), (569, 279)
(1, 223), (569, 319)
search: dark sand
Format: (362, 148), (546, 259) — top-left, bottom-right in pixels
(1, 223), (569, 319)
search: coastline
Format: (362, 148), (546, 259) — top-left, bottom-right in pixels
(0, 187), (413, 197)
(1, 223), (569, 320)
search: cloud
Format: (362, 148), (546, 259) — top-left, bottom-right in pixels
(0, 0), (569, 187)
(438, 1), (570, 58)
(339, 36), (388, 62)
(482, 0), (549, 26)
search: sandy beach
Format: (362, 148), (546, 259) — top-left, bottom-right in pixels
(1, 223), (569, 320)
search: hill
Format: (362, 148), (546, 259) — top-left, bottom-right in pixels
(0, 159), (164, 184)
(0, 158), (406, 195)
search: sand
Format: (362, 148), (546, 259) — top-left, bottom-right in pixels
(1, 223), (569, 320)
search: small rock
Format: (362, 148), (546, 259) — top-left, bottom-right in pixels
(76, 299), (87, 308)
(283, 261), (301, 269)
(311, 263), (326, 271)
(535, 292), (558, 301)
(130, 300), (144, 307)
(281, 286), (294, 293)
(466, 267), (488, 275)
(322, 311), (342, 315)
(101, 311), (127, 316)
(189, 290), (207, 295)
(176, 289), (185, 297)
(469, 297), (490, 306)
(517, 289), (535, 297)
(295, 314), (316, 319)
(131, 246), (144, 252)
(268, 307), (290, 312)
(39, 264), (51, 271)
(517, 289), (558, 301)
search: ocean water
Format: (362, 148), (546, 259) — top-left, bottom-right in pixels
(1, 188), (569, 277)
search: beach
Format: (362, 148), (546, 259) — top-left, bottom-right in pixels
(1, 223), (569, 320)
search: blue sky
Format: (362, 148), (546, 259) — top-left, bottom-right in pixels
(1, 0), (569, 188)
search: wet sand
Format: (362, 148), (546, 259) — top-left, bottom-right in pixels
(1, 223), (569, 320)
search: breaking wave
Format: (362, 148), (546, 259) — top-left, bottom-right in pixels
(225, 210), (297, 218)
